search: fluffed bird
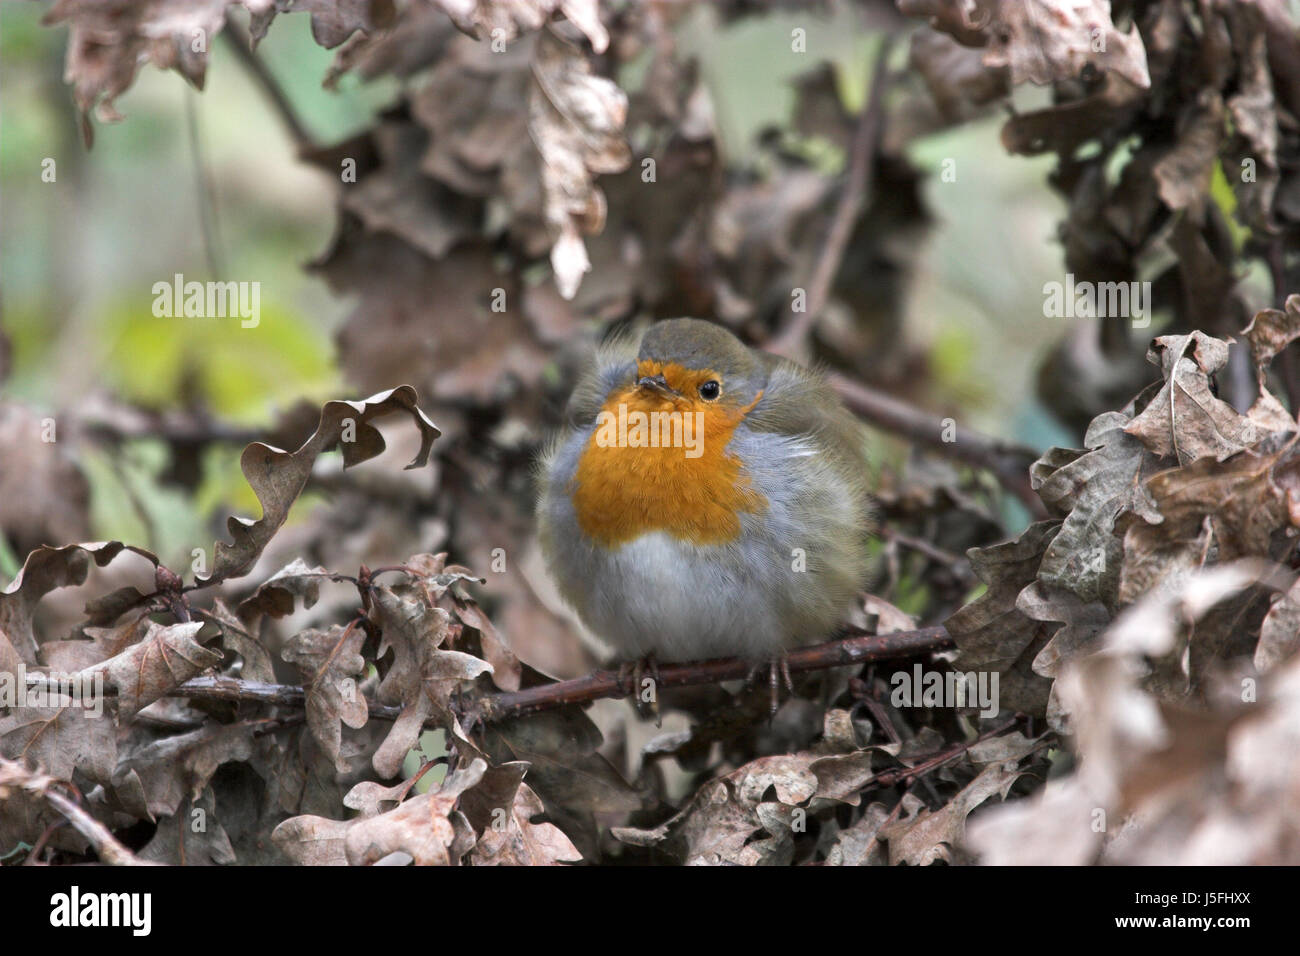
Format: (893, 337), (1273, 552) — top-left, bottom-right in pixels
(537, 318), (873, 710)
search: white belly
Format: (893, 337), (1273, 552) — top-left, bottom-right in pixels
(580, 531), (787, 662)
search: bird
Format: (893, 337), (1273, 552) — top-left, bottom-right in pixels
(536, 318), (874, 711)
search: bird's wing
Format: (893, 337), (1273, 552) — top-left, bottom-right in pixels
(746, 352), (871, 477)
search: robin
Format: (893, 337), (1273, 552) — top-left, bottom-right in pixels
(537, 318), (873, 711)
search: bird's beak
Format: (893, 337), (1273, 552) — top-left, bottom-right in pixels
(636, 373), (680, 398)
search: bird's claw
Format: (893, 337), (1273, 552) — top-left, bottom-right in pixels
(617, 655), (662, 725)
(746, 653), (795, 717)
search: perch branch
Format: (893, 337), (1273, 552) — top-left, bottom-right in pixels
(30, 626), (953, 727)
(145, 626), (952, 723)
(475, 626), (952, 721)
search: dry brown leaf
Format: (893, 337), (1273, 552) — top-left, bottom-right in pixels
(281, 624), (370, 772)
(901, 0), (1150, 89)
(81, 620), (222, 720)
(272, 759), (487, 865)
(368, 587), (492, 777)
(529, 30), (630, 298)
(612, 750), (875, 866)
(1123, 332), (1263, 464)
(201, 387), (439, 586)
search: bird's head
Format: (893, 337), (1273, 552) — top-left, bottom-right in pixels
(627, 318), (767, 417)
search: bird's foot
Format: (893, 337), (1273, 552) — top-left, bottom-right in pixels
(617, 655), (662, 724)
(745, 653), (795, 718)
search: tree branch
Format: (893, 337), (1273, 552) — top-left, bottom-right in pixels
(475, 625), (952, 721)
(832, 374), (1047, 518)
(768, 33), (897, 359)
(222, 19), (317, 154)
(180, 626), (951, 723)
(26, 626), (952, 728)
(0, 759), (147, 866)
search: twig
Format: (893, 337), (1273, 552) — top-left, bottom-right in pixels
(76, 395), (265, 447)
(29, 626), (952, 726)
(878, 526), (972, 578)
(832, 374), (1047, 518)
(184, 86), (225, 280)
(0, 759), (147, 866)
(223, 19), (317, 154)
(768, 34), (897, 359)
(866, 715), (1024, 791)
(475, 626), (952, 721)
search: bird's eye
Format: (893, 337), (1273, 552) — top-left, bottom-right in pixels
(698, 380), (721, 401)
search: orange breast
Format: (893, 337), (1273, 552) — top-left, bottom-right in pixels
(571, 372), (767, 547)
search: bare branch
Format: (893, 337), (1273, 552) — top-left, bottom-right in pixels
(0, 759), (148, 866)
(45, 626), (954, 725)
(769, 34), (897, 359)
(832, 374), (1047, 518)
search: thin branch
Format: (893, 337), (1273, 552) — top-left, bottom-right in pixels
(30, 626), (953, 726)
(832, 374), (1048, 518)
(0, 760), (147, 866)
(879, 525), (972, 578)
(223, 19), (317, 154)
(184, 86), (225, 280)
(754, 29), (1045, 518)
(76, 394), (266, 447)
(866, 715), (1025, 791)
(475, 626), (951, 721)
(769, 34), (897, 359)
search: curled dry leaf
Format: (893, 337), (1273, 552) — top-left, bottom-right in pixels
(0, 688), (118, 784)
(368, 586), (492, 778)
(459, 762), (581, 865)
(114, 722), (255, 821)
(944, 521), (1060, 715)
(272, 758), (487, 865)
(1241, 293), (1300, 380)
(1, 541), (158, 665)
(138, 786), (236, 865)
(41, 0), (391, 145)
(908, 29), (1009, 123)
(529, 30), (630, 298)
(200, 386), (439, 586)
(1123, 332), (1263, 464)
(281, 623), (370, 772)
(612, 750), (876, 865)
(879, 760), (1024, 865)
(81, 620), (222, 720)
(1032, 411), (1162, 606)
(432, 0), (609, 53)
(39, 611), (151, 674)
(900, 0), (1151, 89)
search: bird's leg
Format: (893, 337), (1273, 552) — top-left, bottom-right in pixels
(746, 652), (796, 717)
(617, 654), (662, 723)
